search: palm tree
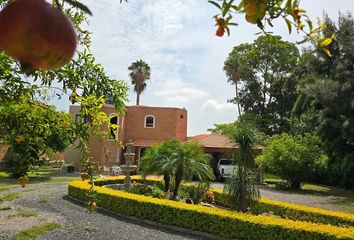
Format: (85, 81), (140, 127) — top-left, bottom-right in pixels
(224, 123), (260, 212)
(224, 55), (241, 117)
(139, 140), (177, 192)
(168, 141), (214, 199)
(128, 59), (151, 105)
(139, 139), (215, 199)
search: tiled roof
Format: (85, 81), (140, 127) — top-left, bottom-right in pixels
(187, 133), (238, 149)
(187, 133), (264, 150)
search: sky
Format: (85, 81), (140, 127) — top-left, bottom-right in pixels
(54, 0), (354, 136)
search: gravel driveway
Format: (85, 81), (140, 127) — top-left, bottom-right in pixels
(0, 183), (203, 240)
(1, 181), (353, 240)
(211, 182), (354, 213)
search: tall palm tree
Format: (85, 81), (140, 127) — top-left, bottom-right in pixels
(224, 55), (242, 117)
(128, 59), (151, 105)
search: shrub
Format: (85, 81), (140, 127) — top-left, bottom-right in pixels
(225, 123), (260, 212)
(185, 182), (210, 204)
(127, 182), (162, 198)
(68, 179), (354, 240)
(203, 190), (215, 204)
(257, 133), (328, 189)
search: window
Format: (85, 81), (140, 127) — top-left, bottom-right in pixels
(144, 115), (155, 128)
(75, 114), (81, 123)
(109, 116), (118, 140)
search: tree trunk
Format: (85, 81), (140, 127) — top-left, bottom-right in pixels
(290, 180), (302, 190)
(238, 167), (249, 212)
(235, 83), (241, 117)
(172, 166), (183, 199)
(136, 93), (140, 105)
(163, 172), (170, 192)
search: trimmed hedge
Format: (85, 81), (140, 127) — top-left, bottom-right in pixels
(68, 178), (354, 240)
(212, 189), (354, 228)
(93, 176), (354, 227)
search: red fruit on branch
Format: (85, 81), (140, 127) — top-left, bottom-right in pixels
(216, 26), (225, 37)
(0, 0), (77, 73)
(215, 18), (225, 37)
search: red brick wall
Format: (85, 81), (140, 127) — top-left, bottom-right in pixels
(122, 106), (187, 143)
(88, 105), (118, 167)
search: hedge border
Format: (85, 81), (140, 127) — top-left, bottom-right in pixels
(68, 178), (354, 240)
(93, 176), (354, 227)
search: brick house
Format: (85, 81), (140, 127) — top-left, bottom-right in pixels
(64, 104), (187, 170)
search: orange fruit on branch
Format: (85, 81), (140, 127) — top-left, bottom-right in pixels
(0, 0), (77, 73)
(15, 135), (24, 143)
(88, 201), (97, 212)
(80, 172), (89, 181)
(18, 176), (29, 188)
(243, 0), (267, 24)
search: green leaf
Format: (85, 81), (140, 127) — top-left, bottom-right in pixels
(284, 18), (292, 34)
(296, 38), (308, 44)
(222, 0), (234, 17)
(63, 0), (92, 15)
(208, 0), (222, 10)
(306, 19), (313, 30)
(322, 48), (332, 57)
(228, 22), (239, 26)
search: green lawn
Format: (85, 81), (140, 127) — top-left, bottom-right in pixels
(12, 222), (60, 240)
(263, 173), (354, 213)
(0, 167), (80, 188)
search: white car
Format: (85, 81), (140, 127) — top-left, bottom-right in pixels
(216, 159), (235, 181)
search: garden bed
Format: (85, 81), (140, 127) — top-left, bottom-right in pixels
(93, 176), (354, 227)
(68, 177), (354, 240)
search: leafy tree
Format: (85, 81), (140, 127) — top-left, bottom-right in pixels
(0, 100), (76, 177)
(208, 113), (268, 145)
(128, 59), (151, 105)
(293, 13), (354, 188)
(224, 123), (260, 212)
(256, 133), (328, 189)
(0, 0), (128, 209)
(226, 35), (300, 135)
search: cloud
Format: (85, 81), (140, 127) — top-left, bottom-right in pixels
(202, 99), (236, 111)
(154, 79), (207, 104)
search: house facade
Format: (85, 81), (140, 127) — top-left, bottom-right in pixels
(64, 104), (187, 170)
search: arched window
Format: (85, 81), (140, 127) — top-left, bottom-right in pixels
(144, 115), (155, 128)
(109, 115), (118, 140)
